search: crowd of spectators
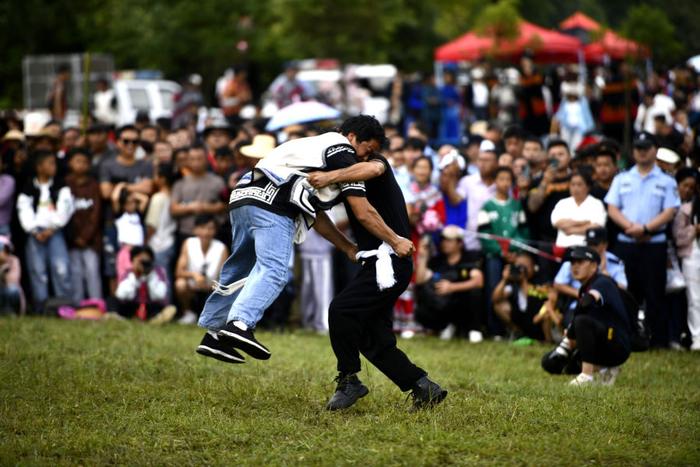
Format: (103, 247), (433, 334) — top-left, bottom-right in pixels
(1, 58), (700, 353)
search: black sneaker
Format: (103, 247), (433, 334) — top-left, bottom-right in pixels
(409, 376), (447, 410)
(217, 322), (271, 360)
(326, 373), (369, 411)
(196, 331), (245, 364)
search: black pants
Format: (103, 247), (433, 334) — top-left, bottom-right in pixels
(415, 288), (482, 335)
(569, 314), (630, 367)
(329, 257), (426, 391)
(617, 242), (668, 347)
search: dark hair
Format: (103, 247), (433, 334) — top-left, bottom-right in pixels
(116, 125), (138, 139)
(572, 169), (594, 188)
(56, 64), (70, 74)
(194, 214), (216, 227)
(503, 125), (524, 141)
(339, 115), (386, 146)
(32, 150), (56, 167)
(594, 147), (616, 163)
(215, 146), (233, 158)
(524, 136), (543, 149)
(141, 124), (160, 136)
(547, 138), (570, 154)
(412, 155), (433, 171)
(405, 137), (426, 151)
(66, 147), (92, 161)
(155, 162), (176, 186)
(675, 167), (699, 185)
(412, 121), (429, 137)
(130, 245), (154, 261)
(189, 143), (207, 153)
(495, 166), (515, 182)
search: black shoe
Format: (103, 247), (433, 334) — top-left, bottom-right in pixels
(409, 376), (447, 410)
(196, 331), (245, 364)
(326, 373), (369, 411)
(217, 322), (271, 360)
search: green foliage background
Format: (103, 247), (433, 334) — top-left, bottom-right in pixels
(1, 0), (699, 107)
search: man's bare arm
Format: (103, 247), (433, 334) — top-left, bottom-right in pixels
(307, 161), (386, 189)
(312, 210), (357, 261)
(345, 195), (414, 257)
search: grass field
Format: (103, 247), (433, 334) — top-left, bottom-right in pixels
(1, 318), (699, 466)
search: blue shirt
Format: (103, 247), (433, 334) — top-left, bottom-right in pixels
(604, 165), (680, 243)
(555, 251), (628, 309)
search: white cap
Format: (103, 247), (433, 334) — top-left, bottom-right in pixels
(656, 147), (680, 165)
(438, 149), (466, 171)
(479, 139), (497, 153)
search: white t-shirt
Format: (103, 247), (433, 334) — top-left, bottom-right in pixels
(145, 191), (176, 253)
(184, 237), (226, 281)
(115, 212), (144, 247)
(457, 173), (496, 250)
(550, 195), (607, 247)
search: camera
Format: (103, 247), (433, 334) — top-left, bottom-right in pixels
(549, 158), (559, 169)
(508, 264), (526, 283)
(140, 259), (153, 274)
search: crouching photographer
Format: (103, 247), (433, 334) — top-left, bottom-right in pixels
(414, 226), (485, 342)
(492, 252), (551, 342)
(563, 246), (632, 386)
(115, 246), (173, 321)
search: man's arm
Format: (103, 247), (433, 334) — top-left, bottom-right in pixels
(312, 210), (357, 261)
(345, 195), (414, 256)
(607, 204), (632, 231)
(645, 207), (677, 233)
(307, 160), (386, 189)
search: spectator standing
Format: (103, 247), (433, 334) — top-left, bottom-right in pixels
(221, 67), (252, 126)
(518, 57), (550, 137)
(48, 64), (70, 122)
(171, 145), (226, 240)
(16, 151), (74, 313)
(454, 140), (499, 251)
(145, 163), (177, 291)
(421, 74), (441, 141)
(299, 222), (335, 334)
(550, 171), (607, 248)
(672, 168), (700, 350)
(65, 147), (103, 301)
(86, 124), (117, 170)
(439, 71), (461, 143)
(203, 122), (236, 172)
(0, 155), (15, 237)
(93, 78), (118, 126)
(478, 166), (529, 335)
(268, 62), (312, 109)
(551, 81), (594, 151)
(605, 132), (680, 348)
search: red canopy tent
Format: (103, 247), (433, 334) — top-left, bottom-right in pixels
(559, 11), (648, 62)
(434, 20), (581, 63)
(584, 30), (648, 63)
(559, 12), (600, 31)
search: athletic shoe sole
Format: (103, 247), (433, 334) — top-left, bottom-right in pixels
(196, 345), (245, 364)
(217, 329), (271, 360)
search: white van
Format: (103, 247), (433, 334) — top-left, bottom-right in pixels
(113, 79), (181, 126)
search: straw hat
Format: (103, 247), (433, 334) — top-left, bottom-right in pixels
(240, 134), (276, 159)
(2, 129), (25, 142)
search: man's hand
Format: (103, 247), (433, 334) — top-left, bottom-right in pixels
(391, 236), (415, 257)
(541, 166), (556, 185)
(625, 223), (645, 238)
(502, 264), (511, 282)
(307, 171), (334, 189)
(434, 279), (453, 296)
(344, 244), (359, 263)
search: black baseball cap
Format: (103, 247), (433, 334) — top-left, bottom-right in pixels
(585, 227), (607, 246)
(633, 131), (657, 149)
(564, 246), (601, 264)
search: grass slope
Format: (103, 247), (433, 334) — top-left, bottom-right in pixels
(1, 318), (699, 466)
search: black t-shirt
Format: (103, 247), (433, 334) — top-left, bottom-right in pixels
(428, 250), (483, 301)
(343, 155), (411, 251)
(229, 143), (362, 218)
(529, 174), (571, 242)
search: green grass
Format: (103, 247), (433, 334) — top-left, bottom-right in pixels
(1, 319), (699, 466)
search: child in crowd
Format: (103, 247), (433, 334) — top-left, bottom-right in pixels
(16, 150), (74, 313)
(115, 245), (173, 322)
(65, 147), (103, 301)
(114, 188), (149, 279)
(145, 163), (177, 292)
(174, 215), (227, 324)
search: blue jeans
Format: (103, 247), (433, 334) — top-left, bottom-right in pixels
(154, 244), (176, 302)
(198, 205), (295, 331)
(25, 230), (72, 311)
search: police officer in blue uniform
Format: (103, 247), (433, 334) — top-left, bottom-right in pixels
(605, 132), (680, 347)
(566, 246), (632, 386)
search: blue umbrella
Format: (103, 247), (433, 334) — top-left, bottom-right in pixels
(265, 101), (341, 131)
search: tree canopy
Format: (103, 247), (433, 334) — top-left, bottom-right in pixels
(1, 0), (699, 107)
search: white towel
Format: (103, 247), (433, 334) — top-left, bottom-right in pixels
(356, 242), (397, 291)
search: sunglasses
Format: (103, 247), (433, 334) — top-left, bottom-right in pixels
(121, 138), (139, 145)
